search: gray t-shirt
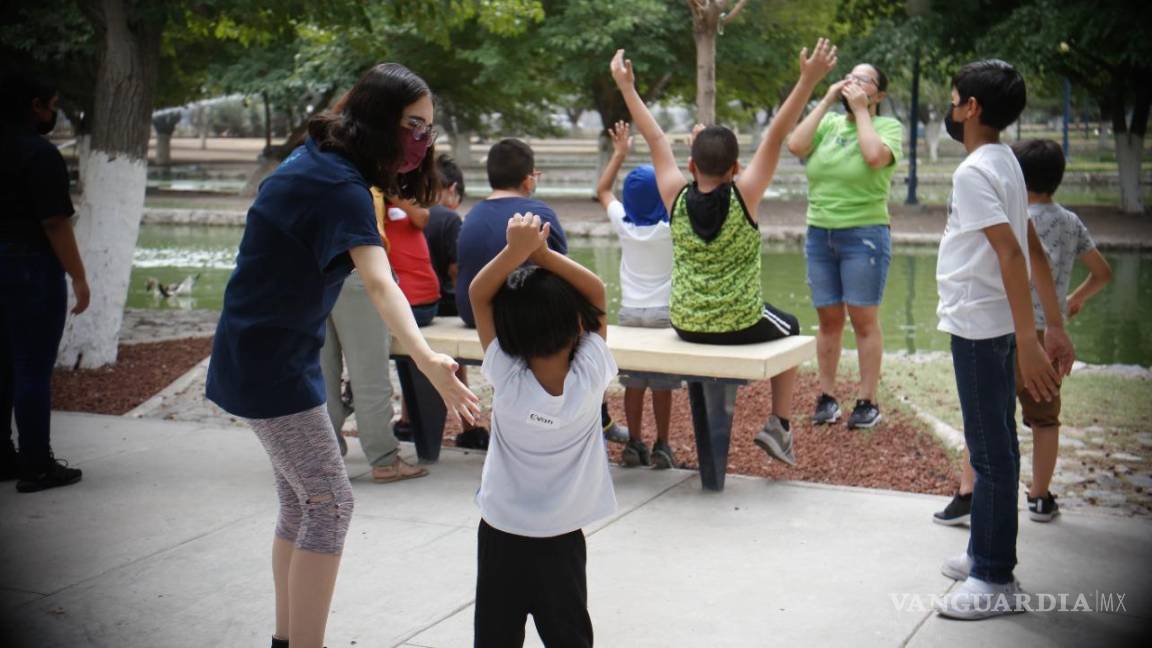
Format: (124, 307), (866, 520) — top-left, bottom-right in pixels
(1029, 202), (1095, 329)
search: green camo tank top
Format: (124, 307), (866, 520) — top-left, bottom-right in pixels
(669, 184), (762, 333)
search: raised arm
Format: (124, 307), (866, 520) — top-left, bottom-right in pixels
(468, 212), (554, 351)
(530, 233), (608, 340)
(738, 38), (837, 206)
(596, 121), (632, 209)
(611, 49), (686, 213)
(350, 245), (480, 423)
(787, 79), (846, 159)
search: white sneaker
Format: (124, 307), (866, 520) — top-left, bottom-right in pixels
(941, 552), (974, 581)
(934, 577), (1027, 620)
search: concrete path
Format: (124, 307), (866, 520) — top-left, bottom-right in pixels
(2, 413), (1149, 647)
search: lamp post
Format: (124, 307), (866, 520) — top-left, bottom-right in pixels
(905, 0), (930, 206)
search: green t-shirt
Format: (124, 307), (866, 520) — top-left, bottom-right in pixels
(804, 112), (903, 229)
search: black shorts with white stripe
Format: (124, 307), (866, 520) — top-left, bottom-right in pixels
(674, 303), (799, 345)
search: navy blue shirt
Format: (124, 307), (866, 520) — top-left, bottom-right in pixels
(0, 130), (74, 251)
(206, 138), (383, 418)
(455, 197), (568, 327)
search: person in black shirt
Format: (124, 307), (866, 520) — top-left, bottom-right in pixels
(425, 154), (465, 317)
(0, 71), (89, 493)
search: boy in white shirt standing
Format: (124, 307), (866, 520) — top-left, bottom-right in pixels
(469, 213), (618, 647)
(595, 120), (679, 469)
(932, 60), (1076, 620)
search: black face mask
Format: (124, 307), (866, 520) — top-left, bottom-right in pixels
(944, 110), (964, 143)
(37, 111), (57, 135)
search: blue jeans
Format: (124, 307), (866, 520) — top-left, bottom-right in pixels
(0, 251), (67, 464)
(951, 333), (1020, 584)
(805, 225), (891, 308)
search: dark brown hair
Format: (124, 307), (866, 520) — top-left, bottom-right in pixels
(308, 63), (438, 204)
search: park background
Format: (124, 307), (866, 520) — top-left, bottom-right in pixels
(2, 0), (1149, 515)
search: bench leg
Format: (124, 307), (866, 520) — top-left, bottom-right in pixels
(687, 381), (740, 491)
(394, 358), (446, 463)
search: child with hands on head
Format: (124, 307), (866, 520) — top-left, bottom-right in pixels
(609, 38), (839, 467)
(469, 213), (618, 647)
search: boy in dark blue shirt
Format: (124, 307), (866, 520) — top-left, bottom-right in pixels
(456, 139), (627, 445)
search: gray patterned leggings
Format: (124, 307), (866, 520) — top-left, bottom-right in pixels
(248, 405), (354, 554)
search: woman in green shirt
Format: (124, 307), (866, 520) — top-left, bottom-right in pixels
(787, 63), (903, 430)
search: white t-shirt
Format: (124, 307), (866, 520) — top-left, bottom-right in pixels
(476, 333), (618, 537)
(606, 200), (673, 309)
(936, 143), (1031, 340)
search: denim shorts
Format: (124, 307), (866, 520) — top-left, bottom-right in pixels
(617, 306), (680, 391)
(805, 225), (892, 308)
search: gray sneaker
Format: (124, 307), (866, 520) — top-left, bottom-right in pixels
(651, 441), (676, 470)
(754, 416), (796, 466)
(811, 393), (841, 425)
(621, 438), (651, 467)
(603, 420), (629, 445)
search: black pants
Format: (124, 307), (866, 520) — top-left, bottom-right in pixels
(675, 302), (799, 345)
(475, 519), (593, 648)
(0, 251), (67, 467)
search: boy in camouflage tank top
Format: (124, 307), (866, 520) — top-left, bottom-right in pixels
(610, 40), (839, 466)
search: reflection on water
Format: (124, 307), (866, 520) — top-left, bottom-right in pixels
(129, 224), (1152, 366)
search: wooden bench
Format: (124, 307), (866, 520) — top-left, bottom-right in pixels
(392, 317), (815, 491)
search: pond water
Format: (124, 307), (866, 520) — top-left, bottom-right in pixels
(129, 224), (1152, 366)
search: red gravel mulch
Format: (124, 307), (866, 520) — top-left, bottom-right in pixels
(444, 371), (958, 496)
(52, 337), (214, 415)
(53, 336), (957, 495)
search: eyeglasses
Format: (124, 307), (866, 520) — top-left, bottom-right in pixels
(530, 170), (543, 180)
(846, 73), (878, 87)
(404, 117), (438, 143)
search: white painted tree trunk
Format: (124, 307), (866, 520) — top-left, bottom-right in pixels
(56, 151), (148, 368)
(451, 131), (473, 164)
(1115, 133), (1145, 213)
(926, 118), (941, 162)
(75, 135), (91, 193)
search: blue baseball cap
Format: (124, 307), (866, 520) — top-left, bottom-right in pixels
(621, 165), (668, 227)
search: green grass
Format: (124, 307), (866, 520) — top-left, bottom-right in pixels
(877, 355), (1150, 433)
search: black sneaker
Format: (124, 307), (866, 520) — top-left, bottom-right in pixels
(456, 425), (490, 450)
(847, 399), (882, 429)
(932, 492), (972, 526)
(1028, 492), (1060, 522)
(16, 455), (83, 493)
(651, 441), (676, 470)
(393, 420), (413, 442)
(621, 438), (651, 467)
(811, 393), (841, 425)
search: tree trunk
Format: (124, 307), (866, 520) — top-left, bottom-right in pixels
(58, 0), (161, 369)
(1110, 77), (1149, 214)
(1115, 133), (1145, 213)
(926, 117), (941, 162)
(155, 132), (171, 166)
(241, 89), (335, 197)
(693, 20), (718, 125)
(452, 130), (473, 165)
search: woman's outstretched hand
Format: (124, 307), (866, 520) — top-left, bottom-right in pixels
(799, 37), (838, 83)
(420, 352), (482, 426)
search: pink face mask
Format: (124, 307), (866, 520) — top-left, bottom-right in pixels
(397, 127), (430, 173)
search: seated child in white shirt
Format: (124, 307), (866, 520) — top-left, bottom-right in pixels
(469, 212), (618, 647)
(595, 120), (678, 470)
